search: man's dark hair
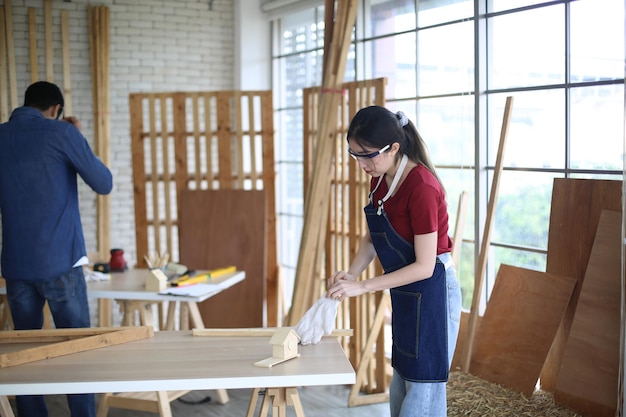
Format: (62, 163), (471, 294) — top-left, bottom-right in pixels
(23, 81), (65, 111)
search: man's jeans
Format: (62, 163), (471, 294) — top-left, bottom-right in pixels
(6, 267), (95, 417)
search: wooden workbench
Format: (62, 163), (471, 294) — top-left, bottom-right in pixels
(0, 331), (354, 398)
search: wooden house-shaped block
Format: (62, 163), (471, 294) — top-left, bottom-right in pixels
(254, 327), (301, 368)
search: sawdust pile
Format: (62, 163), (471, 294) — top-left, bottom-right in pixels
(447, 371), (582, 417)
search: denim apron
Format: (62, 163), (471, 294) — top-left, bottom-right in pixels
(365, 156), (449, 382)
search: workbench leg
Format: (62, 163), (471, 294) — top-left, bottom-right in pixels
(269, 388), (287, 417)
(156, 391), (173, 417)
(164, 301), (177, 330)
(187, 302), (204, 329)
(214, 389), (229, 404)
(98, 299), (112, 327)
(179, 303), (190, 330)
(96, 393), (111, 417)
(246, 388), (261, 417)
(253, 387), (305, 417)
(287, 387), (305, 417)
(258, 389), (272, 417)
(0, 395), (14, 417)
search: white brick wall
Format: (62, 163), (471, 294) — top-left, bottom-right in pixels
(2, 0), (235, 268)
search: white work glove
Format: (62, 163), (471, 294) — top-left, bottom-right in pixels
(294, 296), (340, 345)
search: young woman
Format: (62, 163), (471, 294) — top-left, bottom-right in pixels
(327, 105), (461, 417)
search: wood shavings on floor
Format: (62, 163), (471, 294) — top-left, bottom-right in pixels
(447, 371), (582, 417)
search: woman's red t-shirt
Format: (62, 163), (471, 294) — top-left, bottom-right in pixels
(369, 163), (453, 255)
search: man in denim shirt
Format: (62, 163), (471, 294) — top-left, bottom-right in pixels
(0, 81), (112, 417)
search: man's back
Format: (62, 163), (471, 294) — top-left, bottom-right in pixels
(0, 106), (112, 281)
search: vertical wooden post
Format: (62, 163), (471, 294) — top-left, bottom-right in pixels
(44, 0), (53, 82)
(461, 96), (513, 371)
(61, 10), (73, 115)
(88, 5), (111, 261)
(28, 8), (38, 84)
(288, 0), (359, 325)
(3, 0), (18, 111)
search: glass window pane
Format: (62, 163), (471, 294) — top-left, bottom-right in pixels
(364, 32), (416, 99)
(417, 0), (473, 27)
(418, 21), (474, 96)
(276, 109), (303, 162)
(278, 215), (303, 270)
(570, 0), (624, 81)
(439, 168), (476, 242)
(489, 0), (553, 13)
(277, 161), (304, 215)
(570, 84), (624, 170)
(488, 6), (565, 89)
(488, 247), (547, 298)
(369, 0), (415, 37)
(492, 171), (554, 251)
(416, 96), (475, 166)
(488, 91), (565, 169)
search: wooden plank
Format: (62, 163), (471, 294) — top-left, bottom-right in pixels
(462, 96), (513, 371)
(179, 189), (266, 328)
(451, 191), (469, 268)
(89, 5), (111, 261)
(28, 8), (38, 83)
(192, 328), (352, 337)
(44, 0), (53, 82)
(0, 326), (153, 368)
(161, 95), (174, 253)
(61, 10), (73, 115)
(0, 326), (141, 342)
(469, 265), (576, 396)
(130, 93), (148, 266)
(540, 178), (622, 391)
(4, 0), (18, 110)
(288, 0), (358, 325)
(554, 209), (621, 417)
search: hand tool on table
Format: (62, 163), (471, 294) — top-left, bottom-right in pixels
(171, 265), (237, 287)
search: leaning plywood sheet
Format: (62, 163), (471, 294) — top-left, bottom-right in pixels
(554, 209), (621, 417)
(541, 178), (622, 390)
(179, 189), (266, 328)
(469, 264), (576, 396)
(0, 326), (154, 368)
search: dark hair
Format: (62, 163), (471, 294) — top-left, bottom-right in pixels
(346, 105), (443, 186)
(23, 81), (64, 112)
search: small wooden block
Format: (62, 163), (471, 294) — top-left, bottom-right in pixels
(145, 269), (167, 292)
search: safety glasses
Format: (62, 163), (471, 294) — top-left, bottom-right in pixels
(348, 144), (391, 161)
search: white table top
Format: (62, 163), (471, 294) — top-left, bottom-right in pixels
(0, 331), (355, 395)
(0, 270), (245, 303)
(87, 269), (245, 302)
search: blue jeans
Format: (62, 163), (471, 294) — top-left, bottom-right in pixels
(389, 254), (462, 417)
(6, 267), (96, 417)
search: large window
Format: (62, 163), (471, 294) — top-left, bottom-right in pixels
(270, 0), (624, 310)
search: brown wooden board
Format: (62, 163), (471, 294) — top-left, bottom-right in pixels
(0, 327), (153, 368)
(469, 264), (576, 396)
(541, 178), (622, 390)
(554, 209), (621, 417)
(179, 189), (266, 328)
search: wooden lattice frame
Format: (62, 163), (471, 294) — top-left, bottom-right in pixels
(129, 91), (279, 325)
(303, 78), (388, 403)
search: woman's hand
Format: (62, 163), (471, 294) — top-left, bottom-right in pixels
(327, 271), (366, 301)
